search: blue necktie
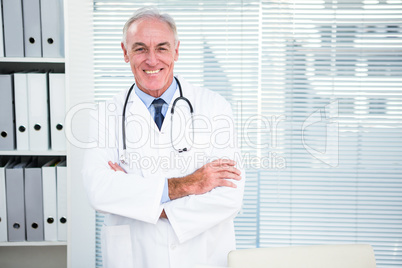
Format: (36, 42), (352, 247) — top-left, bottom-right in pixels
(152, 98), (165, 130)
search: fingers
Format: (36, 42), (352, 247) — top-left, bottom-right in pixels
(207, 159), (242, 180)
(225, 165), (242, 176)
(219, 179), (238, 189)
(219, 171), (242, 181)
(209, 159), (242, 188)
(210, 159), (237, 168)
(108, 161), (115, 169)
(209, 159), (240, 171)
(108, 161), (117, 170)
(108, 161), (127, 173)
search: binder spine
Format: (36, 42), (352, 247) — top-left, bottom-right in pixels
(0, 75), (16, 150)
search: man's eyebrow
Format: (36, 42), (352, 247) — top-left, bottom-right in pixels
(131, 42), (170, 50)
(157, 42), (171, 47)
(132, 42), (146, 49)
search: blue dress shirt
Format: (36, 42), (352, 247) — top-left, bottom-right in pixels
(134, 78), (177, 204)
(135, 78), (177, 120)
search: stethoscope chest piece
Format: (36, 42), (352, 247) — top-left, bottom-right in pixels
(120, 149), (128, 165)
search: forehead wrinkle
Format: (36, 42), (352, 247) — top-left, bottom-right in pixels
(131, 41), (171, 50)
(127, 18), (176, 49)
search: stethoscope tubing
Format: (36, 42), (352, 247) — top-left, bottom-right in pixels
(120, 77), (194, 164)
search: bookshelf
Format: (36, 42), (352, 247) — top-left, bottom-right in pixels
(0, 0), (95, 267)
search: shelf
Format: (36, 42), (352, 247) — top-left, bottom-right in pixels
(0, 57), (65, 63)
(0, 58), (65, 73)
(0, 150), (67, 156)
(0, 241), (67, 247)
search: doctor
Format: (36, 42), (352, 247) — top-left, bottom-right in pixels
(82, 6), (245, 268)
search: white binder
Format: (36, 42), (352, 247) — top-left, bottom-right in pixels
(0, 158), (13, 242)
(42, 159), (59, 241)
(23, 0), (42, 57)
(6, 161), (28, 242)
(56, 160), (67, 241)
(25, 161), (45, 241)
(2, 0), (24, 57)
(49, 73), (66, 151)
(27, 73), (49, 151)
(41, 0), (65, 58)
(0, 3), (4, 57)
(0, 74), (15, 150)
(14, 73), (30, 151)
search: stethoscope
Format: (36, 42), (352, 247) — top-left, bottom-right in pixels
(120, 77), (194, 165)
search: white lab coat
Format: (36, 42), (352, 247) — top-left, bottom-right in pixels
(82, 75), (245, 268)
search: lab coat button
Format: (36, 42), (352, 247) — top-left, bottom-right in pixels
(170, 244), (176, 250)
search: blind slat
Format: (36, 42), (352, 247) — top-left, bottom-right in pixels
(93, 1), (402, 267)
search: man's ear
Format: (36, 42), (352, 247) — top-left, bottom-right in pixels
(121, 42), (129, 63)
(174, 41), (180, 61)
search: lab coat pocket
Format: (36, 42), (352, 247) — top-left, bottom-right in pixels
(102, 224), (134, 268)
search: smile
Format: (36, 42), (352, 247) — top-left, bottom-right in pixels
(144, 69), (161, 74)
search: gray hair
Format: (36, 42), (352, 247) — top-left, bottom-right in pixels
(122, 6), (179, 48)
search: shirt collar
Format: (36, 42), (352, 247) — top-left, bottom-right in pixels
(134, 78), (178, 108)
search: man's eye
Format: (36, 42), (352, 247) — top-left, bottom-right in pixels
(158, 47), (168, 51)
(135, 48), (145, 52)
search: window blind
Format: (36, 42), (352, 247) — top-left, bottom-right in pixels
(93, 1), (402, 267)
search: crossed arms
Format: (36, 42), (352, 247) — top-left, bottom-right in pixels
(108, 158), (242, 219)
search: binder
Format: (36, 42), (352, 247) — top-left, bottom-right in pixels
(14, 73), (30, 151)
(42, 159), (59, 241)
(27, 73), (49, 151)
(0, 74), (15, 150)
(6, 161), (29, 242)
(0, 158), (13, 242)
(25, 160), (44, 241)
(0, 3), (4, 57)
(41, 0), (65, 58)
(23, 0), (42, 57)
(49, 73), (66, 151)
(56, 160), (67, 241)
(2, 0), (24, 57)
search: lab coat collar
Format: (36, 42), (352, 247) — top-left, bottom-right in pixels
(126, 74), (187, 133)
(134, 78), (178, 111)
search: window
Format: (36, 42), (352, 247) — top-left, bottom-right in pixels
(93, 1), (402, 267)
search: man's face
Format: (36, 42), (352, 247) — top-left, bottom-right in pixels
(122, 18), (179, 97)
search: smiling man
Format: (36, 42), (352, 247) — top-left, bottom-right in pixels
(121, 15), (179, 97)
(82, 7), (245, 268)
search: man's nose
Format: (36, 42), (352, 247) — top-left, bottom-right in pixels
(145, 50), (158, 66)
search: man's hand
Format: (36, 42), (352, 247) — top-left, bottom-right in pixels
(160, 210), (167, 219)
(108, 159), (241, 219)
(108, 161), (127, 173)
(168, 159), (241, 200)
